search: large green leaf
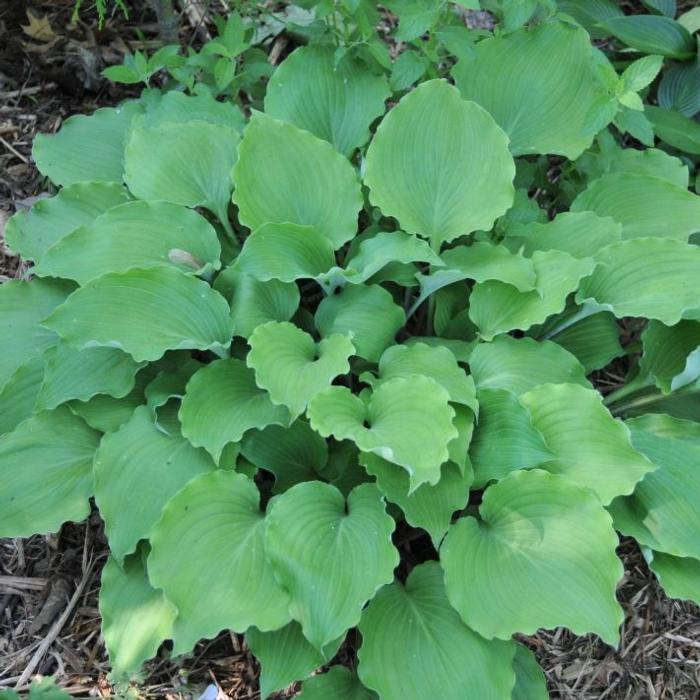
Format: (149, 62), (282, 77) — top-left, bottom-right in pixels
(469, 335), (589, 395)
(645, 105), (700, 155)
(265, 46), (389, 156)
(233, 112), (362, 248)
(35, 345), (144, 411)
(149, 470), (292, 654)
(520, 383), (655, 504)
(576, 238), (700, 325)
(297, 667), (377, 700)
(0, 357), (44, 435)
(453, 20), (613, 158)
(470, 251), (595, 340)
(639, 320), (700, 393)
(179, 358), (289, 462)
(608, 415), (700, 560)
(512, 644), (548, 700)
(308, 377), (457, 491)
(571, 173), (700, 241)
(139, 90), (246, 132)
(470, 388), (553, 488)
(0, 407), (100, 537)
(557, 0), (623, 37)
(357, 561), (516, 700)
(247, 322), (354, 418)
(99, 550), (177, 682)
(43, 267), (233, 362)
(364, 79), (514, 248)
(442, 469), (624, 644)
(361, 454), (472, 547)
(5, 182), (129, 262)
(33, 101), (142, 186)
(94, 406), (215, 563)
(265, 482), (398, 650)
(598, 15), (694, 59)
(646, 551), (700, 605)
(315, 284), (405, 362)
(35, 201), (221, 283)
(658, 58), (700, 117)
(0, 278), (71, 391)
(125, 121), (240, 227)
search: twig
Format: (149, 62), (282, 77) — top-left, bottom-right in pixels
(0, 135), (29, 164)
(0, 576), (48, 591)
(0, 84), (57, 99)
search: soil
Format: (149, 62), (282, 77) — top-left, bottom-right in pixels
(1, 2), (699, 698)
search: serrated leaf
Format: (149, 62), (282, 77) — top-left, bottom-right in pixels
(442, 469), (624, 644)
(308, 377), (457, 491)
(265, 45), (389, 156)
(512, 644), (548, 700)
(315, 284), (405, 362)
(598, 15), (694, 59)
(645, 105), (700, 154)
(266, 482), (397, 650)
(0, 357), (44, 435)
(357, 561), (516, 700)
(576, 238), (700, 325)
(5, 182), (129, 262)
(571, 173), (700, 241)
(298, 667), (377, 700)
(470, 388), (554, 488)
(35, 201), (221, 283)
(233, 112), (362, 248)
(361, 454), (472, 547)
(389, 49), (429, 91)
(149, 470), (292, 654)
(124, 121), (240, 225)
(469, 335), (589, 395)
(364, 79), (514, 248)
(248, 322), (354, 418)
(646, 551), (700, 606)
(99, 550), (177, 682)
(94, 406), (215, 563)
(179, 358), (289, 462)
(453, 20), (613, 158)
(520, 383), (655, 504)
(0, 407), (100, 537)
(470, 250), (595, 341)
(33, 101), (142, 186)
(639, 320), (700, 393)
(43, 267), (233, 362)
(621, 54), (664, 93)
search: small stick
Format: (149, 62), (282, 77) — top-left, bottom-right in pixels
(0, 84), (57, 99)
(0, 135), (29, 164)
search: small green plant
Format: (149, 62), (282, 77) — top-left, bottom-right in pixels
(3, 4), (700, 698)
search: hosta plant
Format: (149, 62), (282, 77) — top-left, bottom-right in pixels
(3, 11), (700, 698)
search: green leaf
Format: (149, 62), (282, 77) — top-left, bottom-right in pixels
(33, 101), (143, 186)
(43, 267), (233, 362)
(4, 182), (129, 262)
(645, 105), (700, 154)
(679, 6), (700, 32)
(235, 223), (335, 282)
(361, 454), (472, 547)
(140, 90), (246, 132)
(357, 561), (517, 700)
(556, 0), (624, 37)
(298, 667), (377, 700)
(613, 106), (655, 146)
(266, 482), (398, 650)
(639, 320), (700, 393)
(390, 49), (429, 91)
(520, 383), (655, 504)
(453, 20), (614, 159)
(0, 278), (71, 391)
(144, 359), (203, 420)
(364, 79), (515, 248)
(608, 415), (700, 560)
(386, 0), (441, 41)
(149, 470), (292, 654)
(308, 377), (457, 491)
(571, 173), (700, 241)
(642, 0), (677, 17)
(315, 284), (405, 362)
(512, 644), (548, 700)
(470, 388), (553, 488)
(598, 15), (694, 59)
(658, 57), (700, 117)
(100, 550), (177, 682)
(0, 357), (44, 435)
(362, 342), (478, 412)
(35, 201), (221, 283)
(248, 322), (354, 418)
(442, 469), (624, 644)
(646, 551), (700, 605)
(470, 251), (595, 341)
(247, 623), (343, 699)
(233, 112), (362, 248)
(576, 238), (700, 325)
(124, 121), (240, 225)
(36, 345), (145, 411)
(621, 54), (664, 93)
(265, 46), (389, 156)
(0, 407), (100, 537)
(469, 335), (589, 395)
(240, 421), (328, 493)
(179, 358), (290, 462)
(94, 406), (215, 563)
(68, 384), (146, 434)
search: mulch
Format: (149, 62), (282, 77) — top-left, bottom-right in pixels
(1, 2), (700, 698)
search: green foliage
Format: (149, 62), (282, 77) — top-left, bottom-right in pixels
(5, 1), (700, 695)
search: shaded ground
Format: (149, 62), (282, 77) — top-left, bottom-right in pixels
(1, 2), (700, 698)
